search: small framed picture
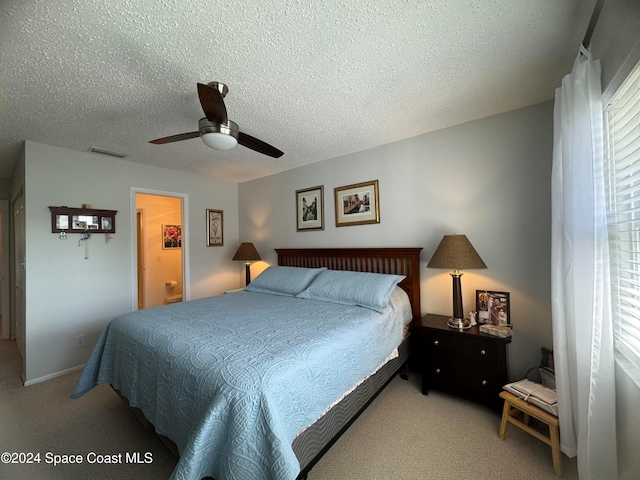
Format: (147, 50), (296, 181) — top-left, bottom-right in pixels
(162, 224), (182, 249)
(476, 290), (510, 326)
(296, 185), (324, 231)
(334, 179), (380, 227)
(101, 216), (112, 231)
(207, 209), (223, 246)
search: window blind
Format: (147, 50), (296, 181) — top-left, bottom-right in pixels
(604, 61), (640, 370)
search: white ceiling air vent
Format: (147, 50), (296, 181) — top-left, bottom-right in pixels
(88, 146), (127, 158)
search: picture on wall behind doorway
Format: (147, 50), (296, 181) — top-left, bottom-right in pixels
(162, 224), (182, 249)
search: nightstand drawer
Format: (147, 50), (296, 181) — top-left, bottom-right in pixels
(426, 362), (499, 395)
(423, 331), (497, 367)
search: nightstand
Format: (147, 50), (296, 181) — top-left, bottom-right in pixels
(414, 313), (511, 411)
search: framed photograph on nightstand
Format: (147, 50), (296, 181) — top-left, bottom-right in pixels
(476, 290), (510, 326)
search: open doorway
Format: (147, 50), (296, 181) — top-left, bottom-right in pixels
(133, 191), (188, 310)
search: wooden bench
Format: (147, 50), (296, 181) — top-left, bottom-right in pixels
(498, 391), (562, 477)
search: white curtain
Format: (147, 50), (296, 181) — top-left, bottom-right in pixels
(551, 46), (617, 479)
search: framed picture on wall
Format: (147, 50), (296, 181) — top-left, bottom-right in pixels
(207, 209), (224, 246)
(296, 185), (324, 231)
(334, 180), (380, 227)
(476, 290), (510, 326)
(162, 224), (182, 249)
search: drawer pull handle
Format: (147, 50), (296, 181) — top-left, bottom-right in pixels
(435, 368), (441, 374)
(433, 340), (439, 346)
(481, 380), (487, 385)
(480, 349), (486, 355)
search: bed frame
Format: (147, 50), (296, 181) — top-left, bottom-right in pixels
(276, 247), (422, 479)
(120, 247), (423, 480)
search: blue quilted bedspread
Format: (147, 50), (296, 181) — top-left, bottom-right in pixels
(72, 291), (406, 480)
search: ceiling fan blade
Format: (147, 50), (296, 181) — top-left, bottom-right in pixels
(149, 131), (200, 144)
(197, 83), (228, 124)
(237, 132), (284, 158)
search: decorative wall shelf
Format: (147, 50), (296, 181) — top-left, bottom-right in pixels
(49, 206), (117, 234)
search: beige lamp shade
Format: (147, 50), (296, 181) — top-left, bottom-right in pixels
(232, 242), (262, 262)
(427, 234), (486, 329)
(427, 235), (487, 270)
(233, 242), (262, 286)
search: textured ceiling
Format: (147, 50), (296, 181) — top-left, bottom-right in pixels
(0, 0), (595, 183)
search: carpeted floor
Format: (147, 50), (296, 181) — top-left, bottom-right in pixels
(0, 338), (577, 479)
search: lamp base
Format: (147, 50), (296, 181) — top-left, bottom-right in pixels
(447, 317), (471, 330)
(245, 263), (251, 286)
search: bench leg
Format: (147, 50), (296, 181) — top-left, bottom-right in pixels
(549, 424), (562, 477)
(498, 400), (510, 440)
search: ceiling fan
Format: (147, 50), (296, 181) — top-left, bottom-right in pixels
(149, 82), (284, 158)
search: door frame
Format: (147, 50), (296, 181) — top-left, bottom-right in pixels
(130, 187), (190, 311)
(0, 199), (10, 339)
(11, 191), (26, 363)
(136, 208), (145, 310)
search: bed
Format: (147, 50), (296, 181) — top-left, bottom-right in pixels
(72, 247), (422, 480)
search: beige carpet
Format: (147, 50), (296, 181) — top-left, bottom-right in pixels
(0, 338), (577, 479)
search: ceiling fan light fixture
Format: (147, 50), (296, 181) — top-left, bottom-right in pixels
(201, 132), (238, 150)
(149, 83), (282, 157)
(199, 118), (239, 150)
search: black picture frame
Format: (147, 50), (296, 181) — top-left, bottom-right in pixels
(207, 209), (224, 246)
(476, 290), (510, 326)
(296, 185), (324, 231)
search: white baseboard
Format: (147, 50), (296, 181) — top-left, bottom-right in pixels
(23, 364), (85, 386)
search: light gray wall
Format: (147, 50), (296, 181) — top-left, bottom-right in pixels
(239, 101), (554, 381)
(22, 141), (241, 384)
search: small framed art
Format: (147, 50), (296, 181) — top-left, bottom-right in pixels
(101, 217), (113, 231)
(476, 290), (510, 326)
(207, 209), (223, 246)
(162, 224), (182, 249)
(334, 179), (380, 227)
(296, 185), (324, 231)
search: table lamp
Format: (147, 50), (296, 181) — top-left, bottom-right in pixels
(232, 242), (262, 286)
(427, 234), (487, 329)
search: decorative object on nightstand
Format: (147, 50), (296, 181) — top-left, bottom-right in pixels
(232, 242), (262, 286)
(415, 313), (511, 411)
(427, 234), (487, 329)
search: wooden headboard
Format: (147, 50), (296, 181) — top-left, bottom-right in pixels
(276, 248), (423, 322)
